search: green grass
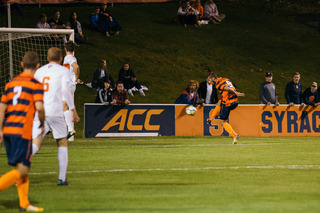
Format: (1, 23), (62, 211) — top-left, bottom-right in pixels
(0, 136), (319, 212)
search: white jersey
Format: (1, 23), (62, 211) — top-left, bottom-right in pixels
(34, 63), (75, 116)
(63, 54), (77, 84)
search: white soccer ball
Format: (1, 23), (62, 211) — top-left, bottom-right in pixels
(185, 105), (197, 116)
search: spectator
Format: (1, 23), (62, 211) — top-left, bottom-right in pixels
(111, 81), (130, 105)
(175, 80), (204, 105)
(95, 79), (113, 104)
(192, 0), (204, 20)
(67, 12), (88, 44)
(49, 10), (69, 29)
(118, 63), (145, 96)
(177, 1), (199, 27)
(285, 72), (305, 106)
(259, 72), (279, 105)
(198, 74), (218, 104)
(203, 0), (226, 24)
(100, 2), (112, 18)
(105, 16), (122, 37)
(91, 60), (115, 90)
(36, 14), (50, 29)
(90, 7), (102, 32)
(302, 82), (320, 106)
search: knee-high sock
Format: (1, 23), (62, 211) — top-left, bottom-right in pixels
(64, 110), (73, 132)
(0, 169), (21, 191)
(16, 175), (30, 208)
(209, 105), (221, 120)
(223, 122), (236, 138)
(32, 143), (39, 155)
(58, 147), (68, 181)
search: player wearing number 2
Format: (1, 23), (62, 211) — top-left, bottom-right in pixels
(32, 47), (80, 185)
(0, 51), (45, 212)
(206, 73), (245, 144)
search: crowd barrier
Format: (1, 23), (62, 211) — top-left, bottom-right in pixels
(84, 104), (320, 137)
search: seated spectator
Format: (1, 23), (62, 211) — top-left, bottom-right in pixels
(91, 60), (115, 90)
(49, 10), (69, 29)
(95, 79), (113, 104)
(302, 82), (320, 106)
(175, 80), (204, 105)
(90, 7), (102, 32)
(177, 1), (199, 27)
(36, 14), (50, 29)
(111, 81), (130, 105)
(67, 12), (88, 44)
(192, 0), (204, 20)
(203, 0), (226, 24)
(105, 16), (122, 37)
(98, 3), (121, 37)
(198, 74), (218, 104)
(100, 2), (112, 18)
(118, 63), (145, 96)
(285, 72), (305, 106)
(259, 72), (279, 105)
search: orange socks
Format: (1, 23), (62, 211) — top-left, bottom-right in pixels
(223, 122), (237, 138)
(209, 105), (221, 120)
(16, 175), (30, 208)
(0, 169), (21, 191)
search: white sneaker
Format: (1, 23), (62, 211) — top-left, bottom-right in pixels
(128, 89), (134, 97)
(139, 89), (145, 96)
(20, 204), (44, 212)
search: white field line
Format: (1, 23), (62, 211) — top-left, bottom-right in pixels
(29, 165), (320, 175)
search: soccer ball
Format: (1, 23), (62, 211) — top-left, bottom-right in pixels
(185, 105), (197, 116)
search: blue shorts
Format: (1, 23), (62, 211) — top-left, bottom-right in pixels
(4, 135), (32, 167)
(220, 103), (238, 120)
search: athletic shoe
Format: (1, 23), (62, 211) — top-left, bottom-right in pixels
(139, 89), (145, 96)
(57, 179), (70, 186)
(128, 89), (134, 97)
(20, 205), (44, 212)
(233, 134), (240, 144)
(67, 130), (76, 139)
(206, 119), (212, 125)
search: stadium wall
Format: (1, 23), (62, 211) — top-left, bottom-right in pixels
(84, 104), (320, 137)
(8, 0), (175, 4)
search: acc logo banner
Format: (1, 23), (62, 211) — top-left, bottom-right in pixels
(84, 104), (175, 137)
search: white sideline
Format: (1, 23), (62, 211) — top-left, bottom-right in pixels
(29, 165), (320, 175)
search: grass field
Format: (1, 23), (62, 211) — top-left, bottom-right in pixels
(0, 136), (319, 212)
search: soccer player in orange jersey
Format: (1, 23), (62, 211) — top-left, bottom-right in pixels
(0, 51), (45, 212)
(206, 73), (245, 144)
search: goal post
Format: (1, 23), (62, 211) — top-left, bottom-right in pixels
(0, 28), (74, 95)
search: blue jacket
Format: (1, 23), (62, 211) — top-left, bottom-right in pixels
(175, 88), (199, 104)
(285, 81), (302, 104)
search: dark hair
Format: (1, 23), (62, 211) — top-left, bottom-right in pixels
(69, 12), (77, 21)
(65, 40), (76, 52)
(40, 14), (47, 19)
(208, 73), (218, 79)
(117, 81), (124, 86)
(98, 60), (107, 69)
(22, 51), (39, 70)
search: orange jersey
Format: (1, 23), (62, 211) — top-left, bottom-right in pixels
(215, 77), (238, 107)
(1, 72), (44, 140)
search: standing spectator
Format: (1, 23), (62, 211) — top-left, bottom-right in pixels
(175, 80), (203, 105)
(36, 14), (50, 29)
(92, 60), (115, 90)
(192, 0), (204, 20)
(259, 72), (279, 105)
(95, 79), (113, 104)
(285, 72), (305, 106)
(302, 82), (320, 106)
(203, 0), (226, 24)
(118, 63), (145, 96)
(0, 51), (44, 212)
(67, 12), (88, 44)
(177, 1), (199, 27)
(198, 74), (218, 104)
(49, 10), (69, 29)
(111, 82), (130, 105)
(90, 7), (102, 32)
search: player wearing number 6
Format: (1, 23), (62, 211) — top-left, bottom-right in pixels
(206, 73), (245, 144)
(32, 47), (80, 186)
(0, 51), (45, 212)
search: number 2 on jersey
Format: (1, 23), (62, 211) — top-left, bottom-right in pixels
(13, 86), (22, 106)
(43, 77), (50, 92)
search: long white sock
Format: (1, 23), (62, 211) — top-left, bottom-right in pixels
(64, 110), (73, 132)
(32, 143), (39, 155)
(58, 147), (68, 181)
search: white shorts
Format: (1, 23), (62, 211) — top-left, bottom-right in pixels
(32, 115), (67, 139)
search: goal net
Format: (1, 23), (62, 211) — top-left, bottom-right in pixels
(0, 28), (74, 95)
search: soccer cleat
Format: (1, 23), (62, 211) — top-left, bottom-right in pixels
(233, 134), (240, 144)
(206, 119), (212, 125)
(57, 179), (70, 186)
(67, 130), (76, 139)
(20, 205), (44, 212)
